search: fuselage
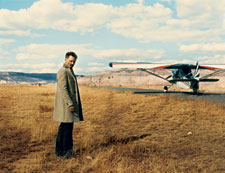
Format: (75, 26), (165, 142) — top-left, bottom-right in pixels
(171, 64), (199, 92)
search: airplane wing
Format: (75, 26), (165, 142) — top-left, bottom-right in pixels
(109, 62), (225, 70)
(199, 65), (225, 70)
(109, 62), (173, 69)
(109, 62), (224, 84)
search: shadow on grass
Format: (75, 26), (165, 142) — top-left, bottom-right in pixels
(75, 133), (152, 154)
(0, 125), (31, 172)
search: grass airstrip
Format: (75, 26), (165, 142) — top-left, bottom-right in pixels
(0, 85), (224, 172)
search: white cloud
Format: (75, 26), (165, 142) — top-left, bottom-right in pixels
(71, 3), (114, 33)
(0, 63), (60, 69)
(176, 0), (225, 18)
(0, 63), (61, 73)
(0, 0), (114, 33)
(176, 0), (225, 29)
(157, 59), (193, 64)
(15, 43), (165, 62)
(179, 43), (225, 64)
(0, 29), (42, 37)
(16, 43), (91, 61)
(195, 55), (225, 64)
(0, 38), (15, 45)
(0, 48), (9, 55)
(74, 66), (110, 74)
(1, 0), (224, 42)
(107, 0), (225, 42)
(107, 3), (173, 41)
(16, 53), (49, 60)
(0, 38), (15, 55)
(180, 43), (225, 52)
(88, 62), (105, 66)
(160, 0), (172, 3)
(92, 48), (165, 60)
(137, 0), (144, 4)
(29, 68), (58, 73)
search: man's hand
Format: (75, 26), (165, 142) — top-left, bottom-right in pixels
(69, 105), (75, 113)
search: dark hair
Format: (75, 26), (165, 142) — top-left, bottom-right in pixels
(65, 51), (77, 59)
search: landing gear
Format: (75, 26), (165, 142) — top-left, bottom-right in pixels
(163, 84), (174, 93)
(192, 82), (199, 95)
(193, 88), (199, 95)
(164, 86), (168, 93)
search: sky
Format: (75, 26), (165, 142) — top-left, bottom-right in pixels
(0, 0), (225, 75)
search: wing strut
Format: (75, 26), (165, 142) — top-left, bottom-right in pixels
(137, 68), (170, 82)
(200, 69), (225, 79)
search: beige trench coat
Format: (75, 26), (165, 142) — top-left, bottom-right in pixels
(53, 64), (83, 122)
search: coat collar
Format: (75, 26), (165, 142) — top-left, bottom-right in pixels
(63, 63), (69, 69)
(63, 63), (76, 77)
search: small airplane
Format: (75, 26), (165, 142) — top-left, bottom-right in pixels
(109, 61), (225, 94)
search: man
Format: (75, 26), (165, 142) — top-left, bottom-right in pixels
(53, 51), (83, 159)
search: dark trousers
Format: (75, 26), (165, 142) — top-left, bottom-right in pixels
(55, 122), (74, 156)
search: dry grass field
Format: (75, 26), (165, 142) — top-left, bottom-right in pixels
(0, 84), (224, 173)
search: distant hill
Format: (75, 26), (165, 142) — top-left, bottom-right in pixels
(78, 69), (225, 90)
(0, 72), (57, 84)
(0, 71), (87, 84)
(0, 69), (224, 89)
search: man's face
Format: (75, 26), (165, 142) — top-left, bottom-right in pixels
(65, 55), (76, 68)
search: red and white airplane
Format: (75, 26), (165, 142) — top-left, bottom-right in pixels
(109, 62), (225, 94)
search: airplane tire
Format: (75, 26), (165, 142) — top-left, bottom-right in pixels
(164, 86), (168, 93)
(193, 89), (199, 95)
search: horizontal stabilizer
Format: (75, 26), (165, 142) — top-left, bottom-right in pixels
(169, 78), (219, 83)
(199, 78), (219, 82)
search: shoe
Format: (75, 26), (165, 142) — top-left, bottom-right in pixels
(62, 150), (77, 159)
(55, 151), (63, 157)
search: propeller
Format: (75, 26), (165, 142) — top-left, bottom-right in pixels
(194, 61), (200, 79)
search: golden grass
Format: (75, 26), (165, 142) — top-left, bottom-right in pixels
(0, 84), (224, 172)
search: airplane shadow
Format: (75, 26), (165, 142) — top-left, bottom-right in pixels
(134, 90), (225, 105)
(95, 86), (224, 104)
(133, 90), (224, 96)
(96, 86), (224, 96)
